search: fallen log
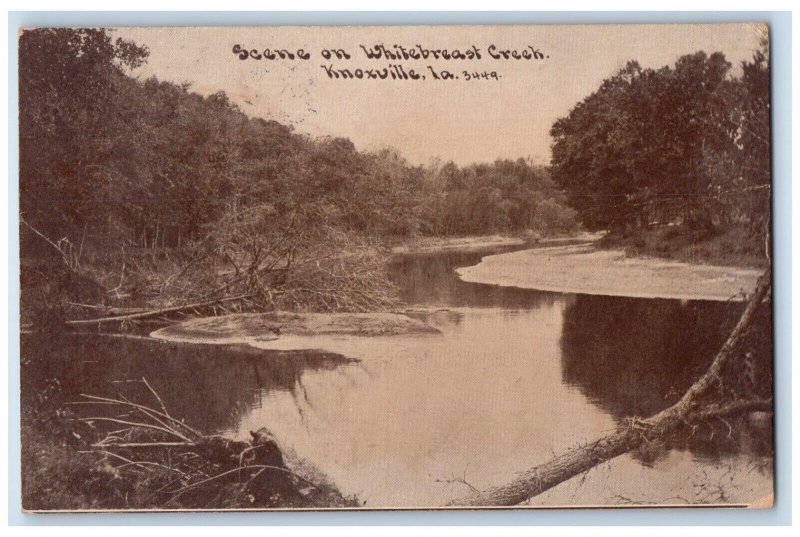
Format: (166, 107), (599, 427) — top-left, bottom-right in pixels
(449, 270), (771, 507)
(65, 294), (252, 326)
(68, 302), (149, 316)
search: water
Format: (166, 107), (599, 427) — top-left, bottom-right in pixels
(21, 242), (773, 507)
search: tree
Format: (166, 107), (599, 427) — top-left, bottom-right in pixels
(550, 52), (740, 234)
(735, 39), (771, 237)
(19, 29), (148, 240)
(19, 26), (582, 318)
(549, 62), (644, 232)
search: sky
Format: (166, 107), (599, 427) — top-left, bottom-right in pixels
(115, 24), (765, 166)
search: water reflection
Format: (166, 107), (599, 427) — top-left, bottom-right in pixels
(560, 294), (742, 419)
(559, 293), (772, 466)
(225, 302), (620, 506)
(389, 247), (562, 309)
(21, 332), (353, 435)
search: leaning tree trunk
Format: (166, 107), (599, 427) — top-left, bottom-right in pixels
(449, 270), (772, 507)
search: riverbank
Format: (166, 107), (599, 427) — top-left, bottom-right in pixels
(20, 417), (360, 511)
(20, 332), (362, 510)
(599, 225), (768, 269)
(151, 311), (441, 347)
(456, 242), (762, 301)
(389, 231), (605, 255)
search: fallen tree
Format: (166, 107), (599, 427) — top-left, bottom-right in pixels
(21, 209), (399, 334)
(449, 269), (772, 507)
(65, 294), (253, 327)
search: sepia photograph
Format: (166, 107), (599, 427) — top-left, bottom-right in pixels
(17, 23), (773, 511)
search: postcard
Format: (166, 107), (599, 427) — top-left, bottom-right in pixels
(18, 23), (773, 511)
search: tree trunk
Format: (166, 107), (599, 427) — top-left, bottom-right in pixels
(65, 294), (252, 326)
(449, 270), (771, 507)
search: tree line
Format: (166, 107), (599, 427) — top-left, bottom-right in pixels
(19, 27), (577, 260)
(19, 28), (770, 312)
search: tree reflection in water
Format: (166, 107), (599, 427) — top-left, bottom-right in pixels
(559, 294), (772, 463)
(21, 332), (354, 436)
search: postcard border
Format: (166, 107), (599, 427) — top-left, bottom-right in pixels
(7, 10), (792, 526)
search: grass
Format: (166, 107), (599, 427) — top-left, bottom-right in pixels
(21, 406), (361, 511)
(19, 355), (360, 511)
(599, 225), (769, 269)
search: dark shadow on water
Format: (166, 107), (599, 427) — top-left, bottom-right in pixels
(559, 294), (772, 462)
(560, 294), (742, 418)
(389, 245), (562, 309)
(21, 332), (354, 436)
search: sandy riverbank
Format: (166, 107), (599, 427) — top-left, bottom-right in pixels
(456, 242), (762, 302)
(150, 311), (441, 346)
(389, 231), (605, 255)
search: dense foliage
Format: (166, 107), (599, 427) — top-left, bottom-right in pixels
(20, 28), (576, 258)
(550, 45), (770, 242)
